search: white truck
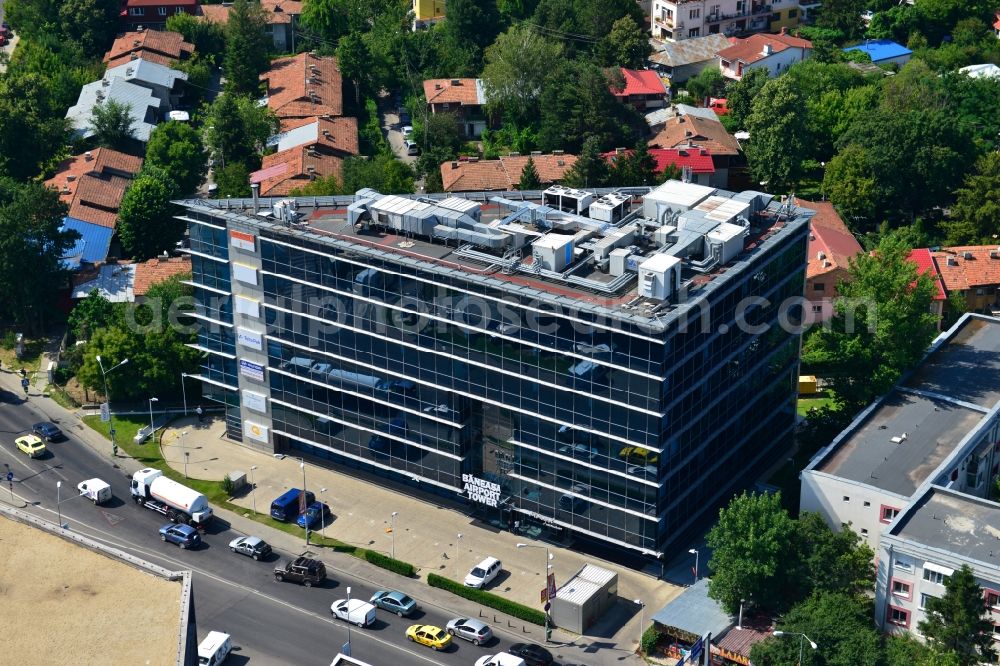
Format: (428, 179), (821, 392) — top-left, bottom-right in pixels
(130, 468), (213, 527)
(77, 478), (112, 504)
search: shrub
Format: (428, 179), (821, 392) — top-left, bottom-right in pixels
(427, 573), (546, 625)
(221, 474), (235, 496)
(640, 625), (661, 655)
(1, 331), (16, 349)
(363, 549), (416, 577)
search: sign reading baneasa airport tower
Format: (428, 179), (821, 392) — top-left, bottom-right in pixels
(462, 474), (502, 507)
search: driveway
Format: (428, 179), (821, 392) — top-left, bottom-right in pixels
(0, 0), (17, 72)
(381, 106), (418, 168)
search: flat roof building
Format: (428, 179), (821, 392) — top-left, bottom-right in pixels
(178, 183), (810, 559)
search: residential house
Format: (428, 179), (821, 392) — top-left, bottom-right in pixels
(440, 153), (577, 192)
(648, 33), (733, 84)
(66, 78), (161, 143)
(609, 68), (669, 111)
(121, 0), (198, 31)
(908, 248), (948, 326)
(133, 256), (192, 303)
(603, 147), (716, 186)
(875, 486), (1000, 647)
(717, 29), (812, 80)
(253, 114), (359, 196)
(931, 246), (1000, 313)
(103, 29), (193, 68)
(103, 58), (188, 111)
(70, 262), (136, 303)
(648, 114), (741, 188)
(199, 0), (303, 52)
(995, 11), (1000, 39)
(422, 78), (489, 138)
(800, 200), (863, 322)
(650, 0), (801, 42)
(269, 115), (359, 156)
(843, 40), (912, 67)
(959, 63), (1000, 80)
(800, 313), (1000, 553)
(645, 103), (719, 132)
(411, 0), (446, 30)
(262, 53), (343, 121)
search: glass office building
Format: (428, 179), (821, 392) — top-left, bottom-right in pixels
(181, 183), (811, 558)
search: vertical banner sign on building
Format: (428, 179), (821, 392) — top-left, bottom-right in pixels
(547, 572), (557, 600)
(239, 359), (265, 382)
(230, 230), (256, 252)
(236, 327), (263, 351)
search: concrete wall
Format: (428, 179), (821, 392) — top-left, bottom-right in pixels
(800, 470), (906, 551)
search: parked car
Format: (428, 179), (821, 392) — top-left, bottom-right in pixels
(32, 421), (63, 441)
(446, 617), (493, 645)
(406, 624), (452, 651)
(77, 478), (112, 504)
(401, 125), (414, 139)
(273, 556), (326, 586)
(330, 598), (377, 627)
(507, 642), (555, 666)
(296, 501), (332, 529)
(15, 435), (45, 458)
(228, 535), (272, 560)
(370, 589), (418, 617)
(404, 140), (420, 156)
(159, 523), (201, 549)
(399, 110), (412, 125)
(464, 556), (502, 589)
(709, 98), (729, 115)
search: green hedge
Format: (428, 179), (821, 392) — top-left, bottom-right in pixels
(640, 625), (661, 655)
(427, 573), (546, 625)
(363, 550), (416, 577)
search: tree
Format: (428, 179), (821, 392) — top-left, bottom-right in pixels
(299, 0), (349, 43)
(823, 144), (877, 225)
(166, 13), (225, 60)
(117, 172), (181, 260)
(205, 94), (279, 168)
(884, 635), (962, 666)
(224, 0), (269, 95)
(518, 156), (541, 190)
(0, 69), (72, 179)
(0, 179), (77, 333)
(2, 0), (60, 41)
(145, 121), (207, 195)
(685, 67), (727, 104)
(816, 0), (866, 39)
(68, 290), (123, 340)
(598, 16), (650, 69)
(213, 162), (252, 198)
(724, 66), (768, 129)
(745, 76), (810, 193)
(337, 32), (372, 107)
(562, 136), (609, 188)
(801, 231), (938, 409)
(706, 491), (797, 613)
(750, 593), (881, 666)
(90, 99), (136, 151)
(482, 24), (564, 124)
(609, 141), (658, 187)
(289, 173), (340, 196)
(57, 0), (119, 58)
(532, 0), (643, 43)
(919, 565), (997, 665)
(941, 152), (1000, 245)
(340, 155), (414, 195)
(794, 512), (874, 598)
(439, 0), (502, 74)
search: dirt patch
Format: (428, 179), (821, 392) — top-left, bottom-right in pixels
(0, 517), (182, 665)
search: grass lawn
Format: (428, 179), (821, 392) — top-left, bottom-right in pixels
(797, 392), (835, 417)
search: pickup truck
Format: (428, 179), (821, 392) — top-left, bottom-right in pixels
(273, 556), (326, 587)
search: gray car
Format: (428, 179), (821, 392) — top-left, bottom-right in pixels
(446, 617), (493, 645)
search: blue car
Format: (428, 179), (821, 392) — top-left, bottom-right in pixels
(159, 523), (201, 549)
(370, 589), (418, 617)
(296, 501), (332, 529)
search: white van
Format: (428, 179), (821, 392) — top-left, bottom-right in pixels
(77, 478), (112, 505)
(198, 631), (232, 666)
(330, 598), (377, 627)
(475, 653), (526, 666)
(464, 556), (503, 589)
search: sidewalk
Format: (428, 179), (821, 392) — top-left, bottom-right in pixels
(159, 417), (682, 658)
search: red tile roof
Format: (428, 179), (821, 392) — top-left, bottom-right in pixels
(931, 246), (1000, 293)
(103, 30), (193, 68)
(133, 257), (191, 296)
(197, 0), (301, 25)
(278, 115), (359, 156)
(717, 31), (812, 66)
(441, 154), (577, 192)
(609, 68), (668, 97)
(252, 146), (344, 196)
(124, 0), (196, 7)
(994, 11), (1000, 31)
(263, 53), (343, 119)
(423, 78), (482, 106)
(44, 149), (143, 205)
(648, 114), (741, 156)
(198, 4), (230, 23)
(798, 200), (863, 280)
(908, 249), (947, 301)
(69, 174), (132, 229)
(603, 148), (715, 176)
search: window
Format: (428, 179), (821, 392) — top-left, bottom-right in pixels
(920, 593), (936, 609)
(688, 27), (700, 37)
(986, 589), (1000, 610)
(880, 504), (900, 524)
(891, 579), (911, 599)
(894, 559), (913, 573)
(175, 6), (185, 13)
(994, 623), (1000, 637)
(842, 495), (850, 503)
(887, 606), (910, 627)
(923, 569), (947, 585)
(721, 59), (730, 69)
(158, 6), (167, 15)
(863, 501), (871, 507)
(860, 528), (868, 535)
(771, 12), (780, 21)
(811, 305), (822, 314)
(788, 9), (797, 18)
(129, 7), (145, 15)
(689, 8), (700, 19)
(814, 282), (825, 291)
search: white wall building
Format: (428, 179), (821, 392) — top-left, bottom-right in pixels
(716, 30), (812, 80)
(650, 0), (801, 42)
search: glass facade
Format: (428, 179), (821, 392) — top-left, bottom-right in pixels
(184, 201), (808, 558)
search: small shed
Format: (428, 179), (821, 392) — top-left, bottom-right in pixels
(652, 579), (733, 648)
(549, 564), (618, 633)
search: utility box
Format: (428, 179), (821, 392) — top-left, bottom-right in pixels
(549, 564), (618, 633)
(227, 471), (248, 493)
(638, 254), (682, 300)
(798, 375), (818, 395)
(532, 233), (575, 272)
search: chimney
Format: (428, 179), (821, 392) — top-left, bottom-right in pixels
(615, 147), (626, 154)
(251, 182), (260, 212)
(85, 151), (93, 161)
(66, 175), (77, 182)
(133, 39), (141, 47)
(102, 78), (110, 87)
(685, 130), (693, 137)
(553, 150), (564, 155)
(780, 26), (787, 35)
(451, 79), (461, 85)
(435, 83), (442, 90)
(451, 161), (459, 169)
(130, 52), (138, 60)
(762, 43), (773, 56)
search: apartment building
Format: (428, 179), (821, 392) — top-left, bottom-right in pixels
(651, 0), (801, 42)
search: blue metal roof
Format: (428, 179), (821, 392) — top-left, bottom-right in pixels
(652, 578), (733, 637)
(843, 39), (912, 63)
(61, 217), (114, 269)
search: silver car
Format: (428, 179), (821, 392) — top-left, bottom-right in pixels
(446, 617), (493, 645)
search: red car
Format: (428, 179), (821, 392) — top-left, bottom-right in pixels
(709, 98), (729, 115)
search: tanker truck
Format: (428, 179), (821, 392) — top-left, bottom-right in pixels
(130, 468), (213, 527)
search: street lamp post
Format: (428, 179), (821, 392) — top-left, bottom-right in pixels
(517, 542), (554, 642)
(773, 631), (818, 666)
(184, 451), (190, 479)
(57, 481), (62, 528)
(391, 511), (399, 559)
(319, 487), (328, 535)
(148, 397), (158, 441)
(95, 355), (128, 456)
(635, 599), (645, 654)
(249, 465), (258, 515)
(300, 460), (308, 546)
(688, 548), (699, 584)
(346, 586), (353, 653)
(180, 372), (189, 416)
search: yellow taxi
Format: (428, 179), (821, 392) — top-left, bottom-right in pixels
(618, 446), (659, 465)
(15, 434), (46, 458)
(406, 624), (452, 651)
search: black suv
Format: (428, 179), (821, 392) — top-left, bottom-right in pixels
(273, 557), (326, 587)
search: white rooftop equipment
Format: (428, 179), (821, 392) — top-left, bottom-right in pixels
(543, 185), (594, 216)
(706, 222), (747, 264)
(589, 192), (631, 224)
(642, 181), (716, 223)
(638, 253), (682, 300)
(532, 233), (575, 272)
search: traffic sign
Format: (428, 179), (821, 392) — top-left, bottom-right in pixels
(540, 587), (548, 603)
(21, 378), (29, 392)
(6, 471), (13, 482)
(100, 402), (111, 422)
(547, 572), (557, 600)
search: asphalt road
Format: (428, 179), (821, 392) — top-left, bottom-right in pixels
(0, 397), (566, 666)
